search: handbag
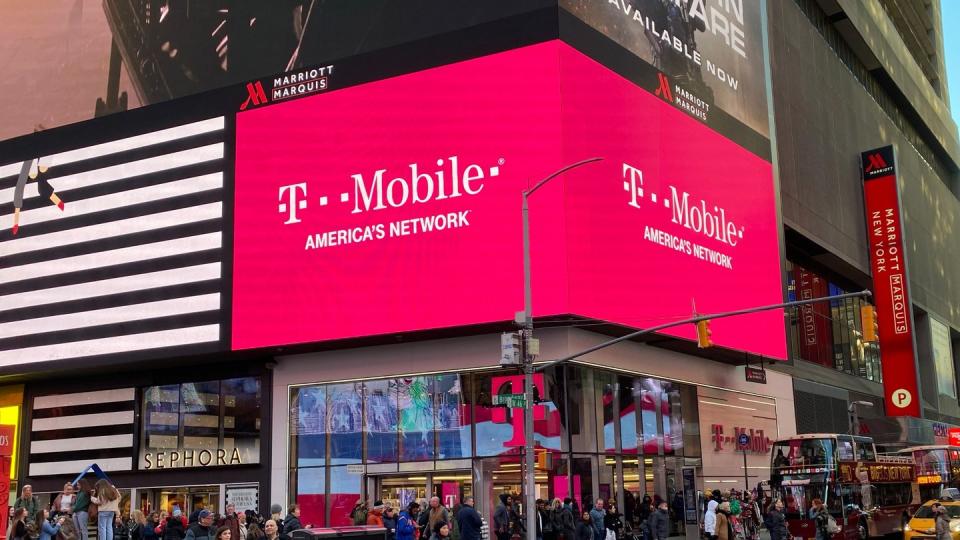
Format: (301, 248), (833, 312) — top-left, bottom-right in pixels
(605, 529), (616, 540)
(88, 503), (99, 521)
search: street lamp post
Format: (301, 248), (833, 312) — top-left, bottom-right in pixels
(521, 157), (603, 540)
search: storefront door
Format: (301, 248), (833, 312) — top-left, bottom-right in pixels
(366, 472), (471, 512)
(138, 485), (221, 516)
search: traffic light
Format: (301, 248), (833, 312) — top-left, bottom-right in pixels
(696, 320), (713, 348)
(861, 305), (878, 342)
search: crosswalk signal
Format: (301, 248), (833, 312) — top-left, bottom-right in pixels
(696, 320), (713, 348)
(861, 305), (878, 342)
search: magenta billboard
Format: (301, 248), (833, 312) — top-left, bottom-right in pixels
(232, 41), (785, 358)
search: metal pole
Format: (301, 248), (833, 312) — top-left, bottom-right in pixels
(743, 450), (749, 492)
(522, 192), (536, 540)
(520, 157), (603, 540)
(536, 290), (872, 372)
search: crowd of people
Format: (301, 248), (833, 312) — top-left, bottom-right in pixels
(6, 483), (310, 540)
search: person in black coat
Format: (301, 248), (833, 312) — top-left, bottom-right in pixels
(575, 513), (593, 540)
(456, 497), (482, 540)
(764, 501), (787, 540)
(383, 507), (398, 540)
(282, 506), (305, 535)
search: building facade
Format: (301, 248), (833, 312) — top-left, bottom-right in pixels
(0, 1), (957, 538)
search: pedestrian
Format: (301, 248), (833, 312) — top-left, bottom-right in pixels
(937, 506), (951, 540)
(671, 493), (684, 535)
(560, 500), (576, 540)
(14, 485), (41, 528)
(270, 506), (283, 524)
(368, 502), (386, 527)
(536, 500), (548, 540)
(237, 512), (248, 540)
(810, 500), (829, 540)
(54, 483), (77, 518)
(282, 505), (306, 535)
(703, 501), (718, 540)
(589, 500), (606, 540)
(185, 511), (216, 540)
(494, 495), (512, 540)
(637, 496), (652, 530)
(764, 501), (786, 540)
(425, 498), (450, 540)
(262, 521), (280, 540)
(190, 506), (206, 527)
(575, 513), (593, 540)
(456, 497), (482, 540)
(604, 503), (622, 540)
(114, 514), (131, 540)
(398, 503), (422, 540)
(646, 503), (668, 540)
(215, 527), (232, 540)
(10, 508), (28, 540)
(548, 499), (563, 540)
(384, 507), (399, 540)
(92, 479), (121, 540)
(36, 509), (64, 540)
(142, 512), (161, 540)
(158, 509), (187, 540)
(130, 511), (148, 540)
(73, 480), (93, 540)
(715, 503), (732, 540)
(218, 505), (242, 540)
(351, 501), (369, 526)
(429, 523), (452, 540)
(246, 523), (265, 540)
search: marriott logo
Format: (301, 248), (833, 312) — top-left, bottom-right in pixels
(622, 162), (744, 247)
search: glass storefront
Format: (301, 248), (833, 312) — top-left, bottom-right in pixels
(141, 377), (262, 470)
(289, 366), (702, 528)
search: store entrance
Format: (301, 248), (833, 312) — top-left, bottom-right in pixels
(366, 472), (472, 512)
(137, 485), (221, 517)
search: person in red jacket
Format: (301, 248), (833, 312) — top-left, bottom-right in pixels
(368, 503), (386, 527)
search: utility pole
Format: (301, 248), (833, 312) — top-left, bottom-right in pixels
(521, 157), (603, 540)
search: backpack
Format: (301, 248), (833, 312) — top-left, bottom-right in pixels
(162, 519), (185, 540)
(826, 516), (839, 535)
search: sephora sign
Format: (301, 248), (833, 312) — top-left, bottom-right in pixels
(233, 41), (786, 358)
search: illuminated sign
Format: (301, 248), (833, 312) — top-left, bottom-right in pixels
(233, 41), (785, 357)
(142, 448), (242, 470)
(710, 424), (771, 453)
(839, 462), (915, 483)
(917, 474), (944, 485)
(861, 145), (920, 417)
(0, 118), (227, 366)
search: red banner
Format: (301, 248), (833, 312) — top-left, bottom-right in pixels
(794, 266), (833, 367)
(862, 146), (920, 417)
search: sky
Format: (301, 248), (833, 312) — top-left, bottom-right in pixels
(945, 0), (960, 125)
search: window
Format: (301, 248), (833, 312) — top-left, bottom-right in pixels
(140, 377), (261, 470)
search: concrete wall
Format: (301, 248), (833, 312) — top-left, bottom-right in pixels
(769, 0), (960, 329)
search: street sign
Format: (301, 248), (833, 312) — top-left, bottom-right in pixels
(737, 433), (751, 450)
(493, 393), (527, 408)
(346, 464), (364, 474)
(745, 366), (767, 384)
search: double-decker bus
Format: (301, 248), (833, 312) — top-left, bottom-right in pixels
(899, 446), (960, 501)
(770, 434), (919, 539)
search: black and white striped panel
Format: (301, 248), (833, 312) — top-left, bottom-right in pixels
(29, 388), (136, 476)
(0, 118), (225, 366)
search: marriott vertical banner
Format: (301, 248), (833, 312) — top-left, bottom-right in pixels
(861, 145), (920, 417)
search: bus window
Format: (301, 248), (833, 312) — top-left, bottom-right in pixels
(772, 439), (835, 467)
(855, 441), (876, 461)
(838, 439), (855, 461)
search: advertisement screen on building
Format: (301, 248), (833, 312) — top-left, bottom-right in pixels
(0, 1), (552, 142)
(560, 0), (770, 139)
(0, 118), (227, 367)
(233, 40), (785, 358)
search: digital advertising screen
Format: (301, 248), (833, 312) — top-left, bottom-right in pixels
(233, 40), (786, 358)
(0, 117), (227, 367)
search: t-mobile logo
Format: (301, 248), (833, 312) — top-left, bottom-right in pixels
(279, 183), (308, 224)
